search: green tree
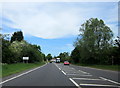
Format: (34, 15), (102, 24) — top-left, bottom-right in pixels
(74, 18), (113, 64)
(2, 34), (16, 64)
(2, 31), (45, 64)
(58, 52), (70, 62)
(46, 54), (52, 61)
(21, 45), (42, 63)
(11, 31), (24, 43)
(71, 46), (81, 63)
(115, 36), (120, 48)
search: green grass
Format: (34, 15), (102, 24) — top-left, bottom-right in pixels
(73, 63), (120, 71)
(1, 62), (45, 78)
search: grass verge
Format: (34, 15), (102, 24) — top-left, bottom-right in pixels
(73, 63), (120, 71)
(1, 62), (46, 78)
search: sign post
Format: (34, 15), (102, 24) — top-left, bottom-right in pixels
(23, 57), (29, 63)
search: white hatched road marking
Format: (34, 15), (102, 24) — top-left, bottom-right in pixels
(0, 63), (47, 84)
(72, 78), (101, 81)
(100, 77), (120, 85)
(69, 78), (81, 88)
(80, 83), (120, 87)
(67, 74), (92, 76)
(55, 63), (120, 88)
(79, 70), (90, 74)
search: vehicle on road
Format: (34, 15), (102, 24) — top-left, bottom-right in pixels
(56, 58), (60, 63)
(64, 61), (70, 65)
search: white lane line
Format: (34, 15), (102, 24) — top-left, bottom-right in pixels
(54, 63), (66, 75)
(0, 64), (47, 84)
(79, 70), (90, 74)
(58, 68), (61, 70)
(69, 78), (81, 88)
(54, 63), (62, 71)
(100, 77), (120, 85)
(62, 71), (66, 75)
(72, 78), (101, 81)
(80, 83), (120, 87)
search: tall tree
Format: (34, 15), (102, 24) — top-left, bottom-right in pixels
(74, 18), (113, 64)
(11, 31), (24, 43)
(58, 52), (70, 62)
(71, 46), (81, 63)
(46, 54), (52, 61)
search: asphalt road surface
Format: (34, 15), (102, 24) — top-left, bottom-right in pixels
(1, 63), (120, 88)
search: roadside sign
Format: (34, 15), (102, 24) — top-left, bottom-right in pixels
(23, 57), (29, 60)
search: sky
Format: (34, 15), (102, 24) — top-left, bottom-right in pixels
(1, 1), (119, 56)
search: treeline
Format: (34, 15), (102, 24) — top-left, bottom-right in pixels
(71, 18), (120, 65)
(57, 18), (120, 65)
(2, 31), (46, 64)
(57, 52), (70, 62)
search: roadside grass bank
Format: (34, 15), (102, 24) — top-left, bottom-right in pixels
(1, 61), (46, 78)
(73, 63), (120, 71)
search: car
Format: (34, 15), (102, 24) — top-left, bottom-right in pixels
(64, 61), (70, 65)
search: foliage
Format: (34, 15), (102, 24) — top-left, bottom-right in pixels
(115, 36), (120, 48)
(71, 46), (80, 63)
(58, 52), (70, 62)
(72, 18), (114, 65)
(2, 38), (15, 64)
(46, 54), (52, 61)
(21, 44), (43, 63)
(10, 31), (24, 43)
(2, 31), (45, 64)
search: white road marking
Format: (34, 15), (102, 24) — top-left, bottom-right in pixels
(72, 78), (101, 81)
(67, 74), (92, 76)
(0, 64), (47, 84)
(79, 70), (90, 74)
(100, 77), (120, 85)
(62, 71), (66, 75)
(80, 83), (120, 87)
(71, 68), (75, 69)
(58, 68), (61, 70)
(69, 78), (81, 88)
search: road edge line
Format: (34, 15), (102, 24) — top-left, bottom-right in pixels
(0, 63), (47, 84)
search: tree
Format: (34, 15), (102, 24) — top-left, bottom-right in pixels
(71, 46), (81, 63)
(46, 54), (52, 61)
(58, 52), (70, 62)
(11, 31), (24, 43)
(21, 45), (42, 63)
(115, 36), (120, 48)
(2, 31), (45, 64)
(2, 34), (16, 64)
(74, 18), (113, 64)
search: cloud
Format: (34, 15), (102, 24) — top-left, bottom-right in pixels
(2, 2), (118, 39)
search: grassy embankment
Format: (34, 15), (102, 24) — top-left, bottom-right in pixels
(73, 63), (120, 71)
(1, 62), (46, 78)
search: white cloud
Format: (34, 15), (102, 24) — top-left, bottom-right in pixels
(2, 2), (118, 39)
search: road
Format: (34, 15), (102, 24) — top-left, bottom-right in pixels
(1, 63), (120, 88)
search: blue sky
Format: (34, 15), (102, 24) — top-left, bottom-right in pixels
(1, 2), (118, 56)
